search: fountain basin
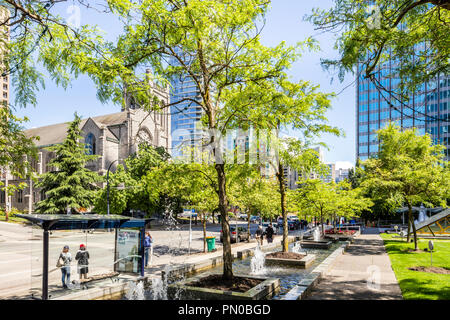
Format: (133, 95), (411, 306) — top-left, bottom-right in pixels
(167, 272), (280, 300)
(265, 252), (316, 268)
(300, 240), (332, 249)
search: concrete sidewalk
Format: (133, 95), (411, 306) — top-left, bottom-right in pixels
(305, 232), (403, 300)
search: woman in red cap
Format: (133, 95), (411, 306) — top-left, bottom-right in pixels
(75, 244), (90, 281)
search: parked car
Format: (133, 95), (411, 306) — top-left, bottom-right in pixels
(220, 226), (249, 243)
(249, 216), (260, 223)
(238, 213), (248, 220)
(277, 217), (300, 230)
(288, 216), (301, 229)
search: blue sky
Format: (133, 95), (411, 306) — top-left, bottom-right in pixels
(14, 0), (356, 165)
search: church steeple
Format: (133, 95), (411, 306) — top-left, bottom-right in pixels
(122, 69), (154, 112)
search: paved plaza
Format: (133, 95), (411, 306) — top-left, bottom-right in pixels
(305, 230), (403, 300)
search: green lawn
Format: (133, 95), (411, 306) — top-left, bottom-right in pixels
(0, 215), (29, 224)
(381, 233), (450, 300)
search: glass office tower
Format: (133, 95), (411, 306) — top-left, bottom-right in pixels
(356, 61), (450, 161)
(170, 74), (204, 157)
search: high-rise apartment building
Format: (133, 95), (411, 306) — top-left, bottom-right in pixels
(356, 59), (450, 161)
(0, 6), (9, 105)
(0, 6), (10, 213)
(170, 73), (204, 156)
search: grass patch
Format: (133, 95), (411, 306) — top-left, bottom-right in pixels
(380, 233), (450, 300)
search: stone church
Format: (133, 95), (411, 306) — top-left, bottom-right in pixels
(0, 76), (171, 213)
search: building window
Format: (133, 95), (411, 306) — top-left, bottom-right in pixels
(40, 190), (46, 201)
(0, 190), (5, 204)
(17, 190), (23, 203)
(85, 133), (96, 155)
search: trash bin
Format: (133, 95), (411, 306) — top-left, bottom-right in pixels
(206, 237), (216, 252)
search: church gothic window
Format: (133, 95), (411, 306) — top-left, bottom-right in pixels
(85, 133), (96, 155)
(136, 129), (152, 145)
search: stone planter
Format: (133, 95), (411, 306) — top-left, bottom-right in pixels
(299, 240), (332, 249)
(167, 272), (280, 300)
(265, 253), (316, 268)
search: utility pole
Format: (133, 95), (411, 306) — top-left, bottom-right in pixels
(4, 167), (10, 219)
(28, 174), (33, 214)
(106, 159), (120, 216)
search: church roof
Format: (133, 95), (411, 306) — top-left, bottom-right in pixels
(24, 112), (127, 147)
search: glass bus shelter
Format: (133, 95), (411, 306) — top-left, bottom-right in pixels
(16, 214), (151, 300)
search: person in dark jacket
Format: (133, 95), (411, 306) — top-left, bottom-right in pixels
(266, 224), (275, 243)
(75, 244), (90, 281)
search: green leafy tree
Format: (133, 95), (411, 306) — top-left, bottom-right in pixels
(307, 0), (450, 95)
(333, 180), (373, 232)
(147, 158), (218, 253)
(294, 179), (339, 236)
(228, 164), (278, 239)
(35, 114), (100, 214)
(294, 179), (371, 235)
(270, 137), (333, 251)
(2, 1), (158, 109)
(94, 144), (169, 215)
(0, 107), (37, 220)
(98, 0), (343, 280)
(361, 123), (450, 250)
(94, 164), (130, 215)
(125, 144), (169, 215)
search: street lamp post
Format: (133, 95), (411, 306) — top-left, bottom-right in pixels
(106, 159), (120, 217)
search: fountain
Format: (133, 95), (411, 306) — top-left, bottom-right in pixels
(250, 245), (266, 275)
(125, 281), (145, 300)
(150, 277), (168, 300)
(314, 228), (320, 241)
(300, 227), (332, 249)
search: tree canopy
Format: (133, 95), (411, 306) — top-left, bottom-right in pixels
(307, 0), (450, 96)
(360, 123), (450, 249)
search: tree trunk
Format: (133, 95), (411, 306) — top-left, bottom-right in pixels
(334, 214), (337, 233)
(321, 213), (324, 237)
(247, 209), (251, 243)
(276, 162), (288, 252)
(411, 215), (418, 250)
(407, 208), (412, 243)
(215, 163), (233, 280)
(202, 212), (207, 253)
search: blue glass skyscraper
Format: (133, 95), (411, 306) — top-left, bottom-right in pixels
(356, 61), (449, 161)
(170, 74), (204, 156)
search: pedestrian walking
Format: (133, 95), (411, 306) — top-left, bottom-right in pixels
(144, 232), (153, 267)
(57, 245), (72, 289)
(75, 244), (90, 281)
(255, 225), (264, 246)
(266, 224), (274, 243)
